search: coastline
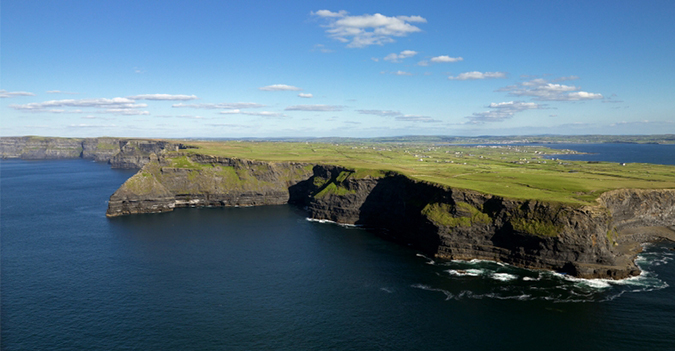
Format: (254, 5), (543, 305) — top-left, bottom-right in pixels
(3, 136), (674, 279)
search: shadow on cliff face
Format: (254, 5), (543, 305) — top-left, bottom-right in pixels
(354, 176), (442, 255)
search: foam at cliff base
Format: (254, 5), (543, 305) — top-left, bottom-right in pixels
(412, 244), (671, 303)
(305, 217), (360, 228)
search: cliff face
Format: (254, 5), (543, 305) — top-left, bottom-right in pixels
(106, 154), (675, 279)
(1, 136), (182, 169)
(106, 153), (314, 217)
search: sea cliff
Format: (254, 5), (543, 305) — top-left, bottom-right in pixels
(106, 152), (675, 279)
(0, 136), (187, 168)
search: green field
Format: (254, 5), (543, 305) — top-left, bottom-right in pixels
(175, 140), (675, 206)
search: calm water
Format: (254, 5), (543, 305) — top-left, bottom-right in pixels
(536, 143), (675, 165)
(2, 156), (674, 350)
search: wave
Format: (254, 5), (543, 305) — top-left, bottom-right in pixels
(413, 244), (672, 303)
(305, 217), (360, 228)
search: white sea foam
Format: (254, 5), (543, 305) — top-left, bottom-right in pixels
(305, 218), (359, 228)
(447, 269), (483, 277)
(416, 254), (436, 265)
(490, 273), (517, 281)
(450, 258), (505, 266)
(411, 284), (454, 300)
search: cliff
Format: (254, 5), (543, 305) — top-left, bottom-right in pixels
(1, 136), (185, 168)
(106, 153), (675, 279)
(106, 153), (314, 216)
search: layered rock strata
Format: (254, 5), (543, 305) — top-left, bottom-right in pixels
(1, 136), (185, 168)
(106, 153), (675, 279)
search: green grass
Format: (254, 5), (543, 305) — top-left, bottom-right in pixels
(169, 140), (675, 206)
(421, 202), (490, 228)
(510, 218), (562, 237)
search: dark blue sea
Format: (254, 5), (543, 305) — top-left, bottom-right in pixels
(536, 143), (675, 165)
(2, 146), (674, 350)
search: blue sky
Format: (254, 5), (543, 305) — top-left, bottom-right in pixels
(2, 0), (674, 138)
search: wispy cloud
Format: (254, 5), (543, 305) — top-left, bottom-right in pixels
(173, 102), (265, 109)
(176, 115), (206, 119)
(285, 104), (343, 111)
(395, 115), (440, 123)
(312, 10), (427, 48)
(554, 75), (580, 82)
(466, 101), (543, 123)
(602, 94), (623, 103)
(383, 50), (418, 62)
(0, 90), (35, 98)
(357, 109), (401, 117)
(448, 71), (507, 80)
(312, 44), (334, 53)
(259, 84), (302, 91)
(298, 93), (313, 98)
(497, 77), (603, 101)
(9, 97), (150, 115)
(394, 70), (413, 76)
(128, 94), (198, 101)
(219, 110), (287, 118)
(358, 109), (438, 122)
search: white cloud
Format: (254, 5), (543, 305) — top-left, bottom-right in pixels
(466, 101), (543, 123)
(298, 93), (313, 98)
(383, 50), (418, 62)
(394, 70), (413, 76)
(259, 84), (302, 91)
(173, 102), (265, 109)
(220, 109), (241, 114)
(312, 10), (426, 48)
(430, 55), (463, 63)
(285, 104), (343, 111)
(128, 94), (198, 101)
(311, 10), (348, 18)
(498, 77), (604, 101)
(567, 91), (604, 100)
(417, 60), (429, 66)
(0, 90), (35, 98)
(448, 71), (507, 80)
(9, 97), (151, 115)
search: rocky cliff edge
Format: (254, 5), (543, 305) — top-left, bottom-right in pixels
(106, 153), (675, 279)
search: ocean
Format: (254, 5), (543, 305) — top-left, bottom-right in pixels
(2, 144), (674, 350)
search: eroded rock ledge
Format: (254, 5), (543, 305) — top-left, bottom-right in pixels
(106, 153), (675, 279)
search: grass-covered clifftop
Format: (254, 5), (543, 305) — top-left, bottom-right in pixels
(177, 140), (675, 206)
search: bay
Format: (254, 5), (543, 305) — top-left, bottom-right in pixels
(1, 155), (674, 350)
